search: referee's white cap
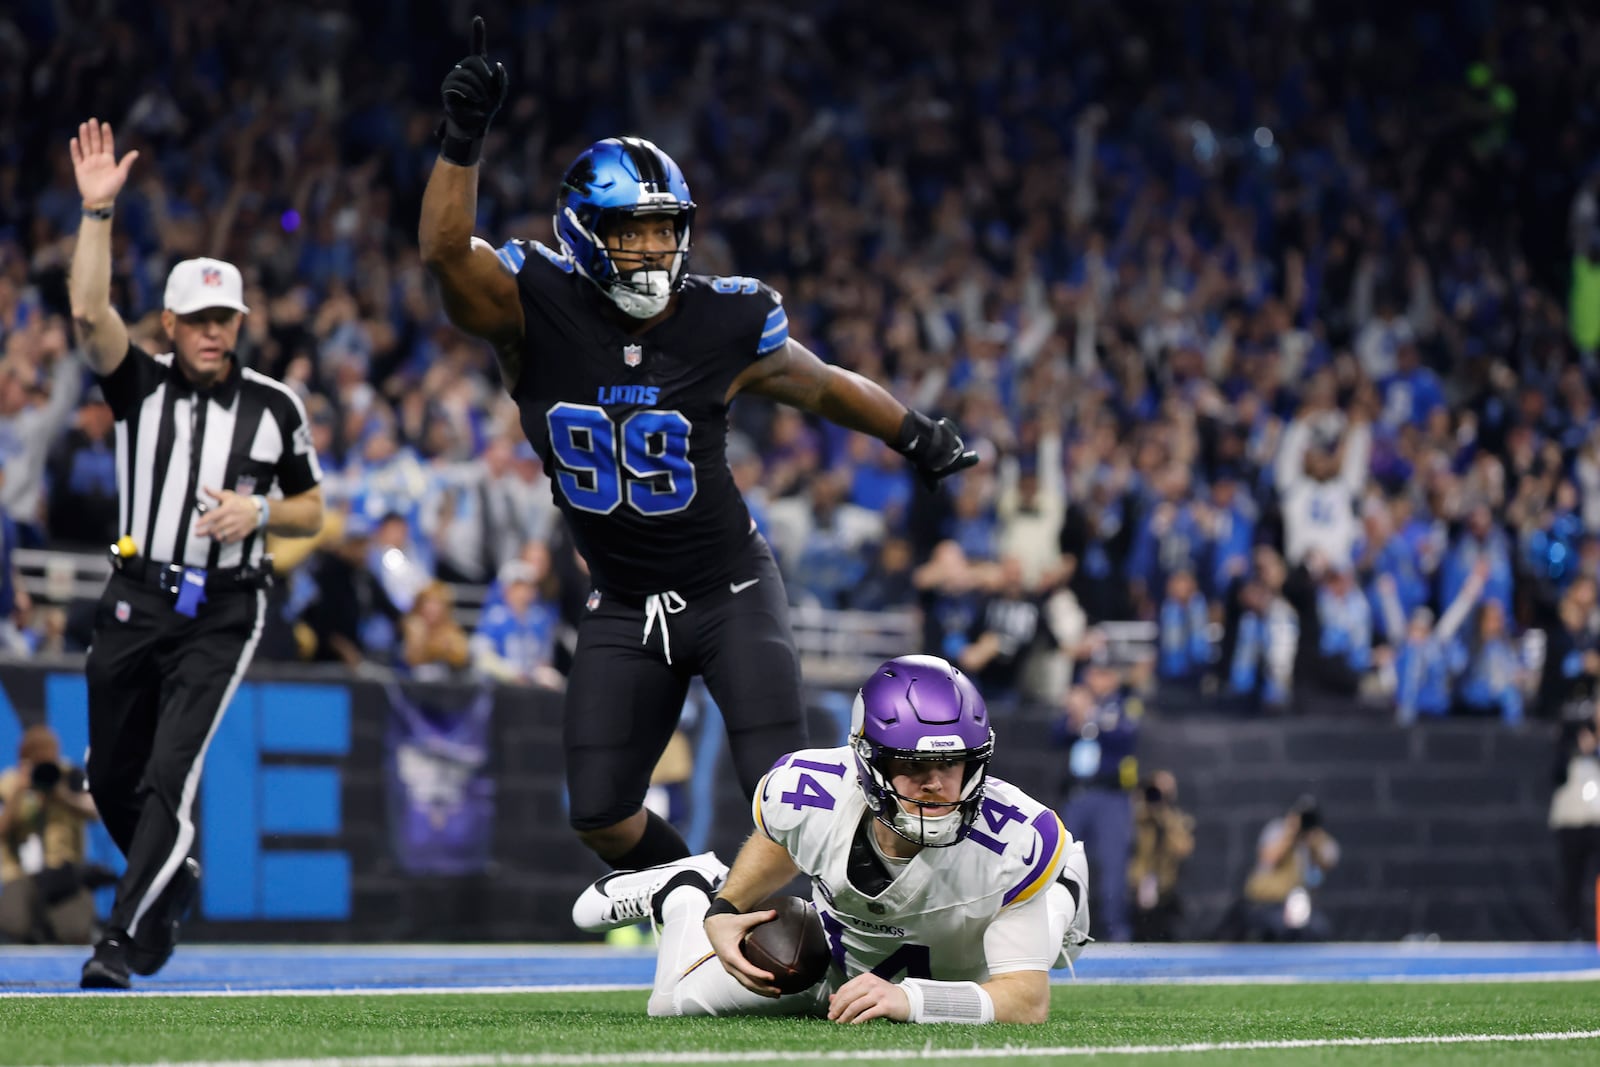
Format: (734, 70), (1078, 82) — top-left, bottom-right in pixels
(164, 257), (250, 315)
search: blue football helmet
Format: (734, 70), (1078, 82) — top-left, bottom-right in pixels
(850, 655), (994, 847)
(553, 136), (696, 318)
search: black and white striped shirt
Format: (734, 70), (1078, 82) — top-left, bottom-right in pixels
(99, 344), (322, 570)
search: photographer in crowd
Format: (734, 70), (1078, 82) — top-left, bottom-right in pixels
(1127, 771), (1196, 942)
(1235, 794), (1341, 942)
(0, 725), (113, 944)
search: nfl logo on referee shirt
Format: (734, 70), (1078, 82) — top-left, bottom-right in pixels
(586, 590), (602, 611)
(115, 601), (131, 623)
(235, 475), (256, 496)
(623, 343), (642, 367)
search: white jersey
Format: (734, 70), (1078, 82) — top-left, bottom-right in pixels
(1280, 481), (1362, 567)
(1274, 418), (1369, 568)
(753, 746), (1071, 984)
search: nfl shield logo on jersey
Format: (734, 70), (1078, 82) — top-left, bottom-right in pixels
(586, 590), (602, 612)
(235, 475), (256, 496)
(623, 343), (642, 367)
(115, 601), (131, 623)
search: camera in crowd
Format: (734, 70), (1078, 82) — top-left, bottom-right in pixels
(30, 760), (87, 794)
(1291, 794), (1321, 833)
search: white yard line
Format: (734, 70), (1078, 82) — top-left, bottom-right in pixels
(19, 1029), (1600, 1067)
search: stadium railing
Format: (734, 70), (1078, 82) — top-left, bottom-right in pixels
(14, 550), (1161, 682)
(789, 603), (919, 686)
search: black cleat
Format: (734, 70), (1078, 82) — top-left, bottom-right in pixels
(128, 857), (201, 977)
(80, 935), (132, 990)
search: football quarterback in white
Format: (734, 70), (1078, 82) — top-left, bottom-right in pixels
(573, 654), (1091, 1024)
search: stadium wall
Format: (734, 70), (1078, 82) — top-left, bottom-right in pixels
(0, 664), (1567, 942)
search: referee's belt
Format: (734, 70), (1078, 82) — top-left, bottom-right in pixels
(113, 556), (273, 595)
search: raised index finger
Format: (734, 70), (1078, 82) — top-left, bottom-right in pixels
(472, 15), (486, 56)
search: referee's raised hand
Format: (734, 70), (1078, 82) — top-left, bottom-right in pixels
(70, 118), (139, 208)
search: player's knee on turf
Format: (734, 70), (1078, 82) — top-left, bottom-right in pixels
(663, 970), (829, 1018)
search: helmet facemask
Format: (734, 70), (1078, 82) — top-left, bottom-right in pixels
(853, 737), (992, 848)
(554, 138), (696, 319)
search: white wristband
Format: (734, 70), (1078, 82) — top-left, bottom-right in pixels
(899, 978), (995, 1024)
(252, 494), (270, 530)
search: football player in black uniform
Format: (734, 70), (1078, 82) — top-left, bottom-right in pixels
(419, 19), (978, 875)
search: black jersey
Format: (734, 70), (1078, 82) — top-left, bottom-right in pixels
(496, 238), (788, 599)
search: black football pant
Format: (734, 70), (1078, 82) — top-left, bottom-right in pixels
(565, 535), (807, 832)
(84, 574), (266, 940)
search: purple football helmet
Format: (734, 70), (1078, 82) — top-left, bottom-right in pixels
(849, 654), (994, 847)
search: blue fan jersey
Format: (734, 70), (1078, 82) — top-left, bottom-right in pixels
(498, 240), (789, 599)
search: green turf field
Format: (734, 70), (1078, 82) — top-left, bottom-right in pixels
(4, 982), (1599, 1067)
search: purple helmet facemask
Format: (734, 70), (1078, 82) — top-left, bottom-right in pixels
(850, 655), (994, 847)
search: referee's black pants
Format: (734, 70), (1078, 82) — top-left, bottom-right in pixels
(84, 573), (266, 940)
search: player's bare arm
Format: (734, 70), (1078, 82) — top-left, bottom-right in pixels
(704, 831), (801, 996)
(827, 959), (1047, 1026)
(418, 17), (525, 386)
(828, 970), (1046, 1026)
(977, 970), (1050, 1024)
(67, 118), (137, 376)
(729, 337), (979, 489)
(418, 167), (524, 376)
(729, 337), (904, 438)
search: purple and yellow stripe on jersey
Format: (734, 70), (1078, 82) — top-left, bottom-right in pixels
(757, 303), (789, 355)
(1002, 810), (1066, 907)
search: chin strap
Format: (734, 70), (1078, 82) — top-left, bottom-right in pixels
(609, 270), (674, 318)
(889, 807), (964, 847)
(610, 289), (671, 319)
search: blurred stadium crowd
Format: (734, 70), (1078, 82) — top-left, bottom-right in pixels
(2, 1), (1599, 723)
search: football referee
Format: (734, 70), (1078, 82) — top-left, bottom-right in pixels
(67, 118), (325, 989)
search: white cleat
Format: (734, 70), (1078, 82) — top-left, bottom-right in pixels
(571, 852), (729, 933)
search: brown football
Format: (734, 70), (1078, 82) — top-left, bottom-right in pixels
(739, 894), (831, 995)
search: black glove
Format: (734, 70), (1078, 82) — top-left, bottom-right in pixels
(893, 410), (980, 490)
(438, 16), (508, 167)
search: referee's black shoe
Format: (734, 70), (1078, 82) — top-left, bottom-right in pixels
(129, 857), (201, 977)
(80, 933), (132, 990)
